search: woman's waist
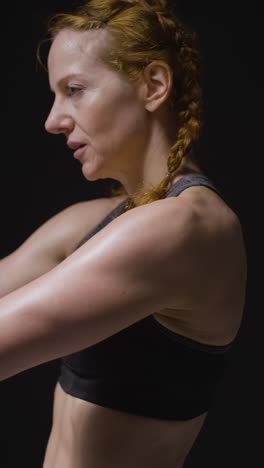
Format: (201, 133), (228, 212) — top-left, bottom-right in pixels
(48, 382), (207, 468)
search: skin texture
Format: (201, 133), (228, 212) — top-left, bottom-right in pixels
(0, 27), (247, 468)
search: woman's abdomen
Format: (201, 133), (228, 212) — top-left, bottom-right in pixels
(43, 381), (207, 468)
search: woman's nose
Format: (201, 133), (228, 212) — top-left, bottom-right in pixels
(45, 103), (74, 135)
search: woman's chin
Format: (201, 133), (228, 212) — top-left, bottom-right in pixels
(81, 163), (101, 182)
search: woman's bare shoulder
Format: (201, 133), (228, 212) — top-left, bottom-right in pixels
(60, 195), (127, 258)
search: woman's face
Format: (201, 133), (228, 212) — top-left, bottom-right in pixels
(45, 28), (149, 184)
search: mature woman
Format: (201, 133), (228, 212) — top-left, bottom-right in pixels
(0, 1), (247, 467)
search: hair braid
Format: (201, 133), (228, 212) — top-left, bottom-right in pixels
(121, 1), (203, 211)
(43, 0), (203, 212)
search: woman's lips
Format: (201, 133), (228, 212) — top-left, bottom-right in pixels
(73, 145), (87, 160)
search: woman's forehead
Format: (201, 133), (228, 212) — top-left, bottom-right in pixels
(48, 28), (110, 67)
(47, 28), (111, 82)
(46, 27), (135, 95)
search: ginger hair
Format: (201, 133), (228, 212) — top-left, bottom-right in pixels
(45, 0), (203, 212)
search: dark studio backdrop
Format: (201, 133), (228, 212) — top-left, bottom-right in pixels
(0, 1), (259, 467)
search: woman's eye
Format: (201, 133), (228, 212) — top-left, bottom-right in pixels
(66, 86), (83, 96)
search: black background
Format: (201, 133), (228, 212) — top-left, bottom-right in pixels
(0, 1), (259, 467)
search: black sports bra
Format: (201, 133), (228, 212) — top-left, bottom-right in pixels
(58, 173), (238, 420)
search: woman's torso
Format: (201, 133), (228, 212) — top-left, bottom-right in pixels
(43, 170), (247, 468)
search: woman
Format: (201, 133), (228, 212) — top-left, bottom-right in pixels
(0, 1), (247, 467)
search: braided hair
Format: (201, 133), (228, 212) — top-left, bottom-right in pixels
(46, 0), (203, 212)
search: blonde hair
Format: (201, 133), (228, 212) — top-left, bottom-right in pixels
(45, 0), (203, 212)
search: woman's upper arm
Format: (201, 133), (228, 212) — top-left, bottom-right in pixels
(0, 198), (112, 299)
(0, 198), (201, 380)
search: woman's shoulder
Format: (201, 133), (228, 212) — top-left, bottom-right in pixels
(60, 195), (127, 258)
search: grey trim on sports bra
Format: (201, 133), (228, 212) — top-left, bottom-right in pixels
(77, 172), (225, 250)
(166, 172), (224, 199)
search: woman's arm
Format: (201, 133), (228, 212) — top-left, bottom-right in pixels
(0, 198), (202, 381)
(0, 198), (115, 299)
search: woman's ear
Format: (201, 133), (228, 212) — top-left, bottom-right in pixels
(142, 61), (173, 113)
